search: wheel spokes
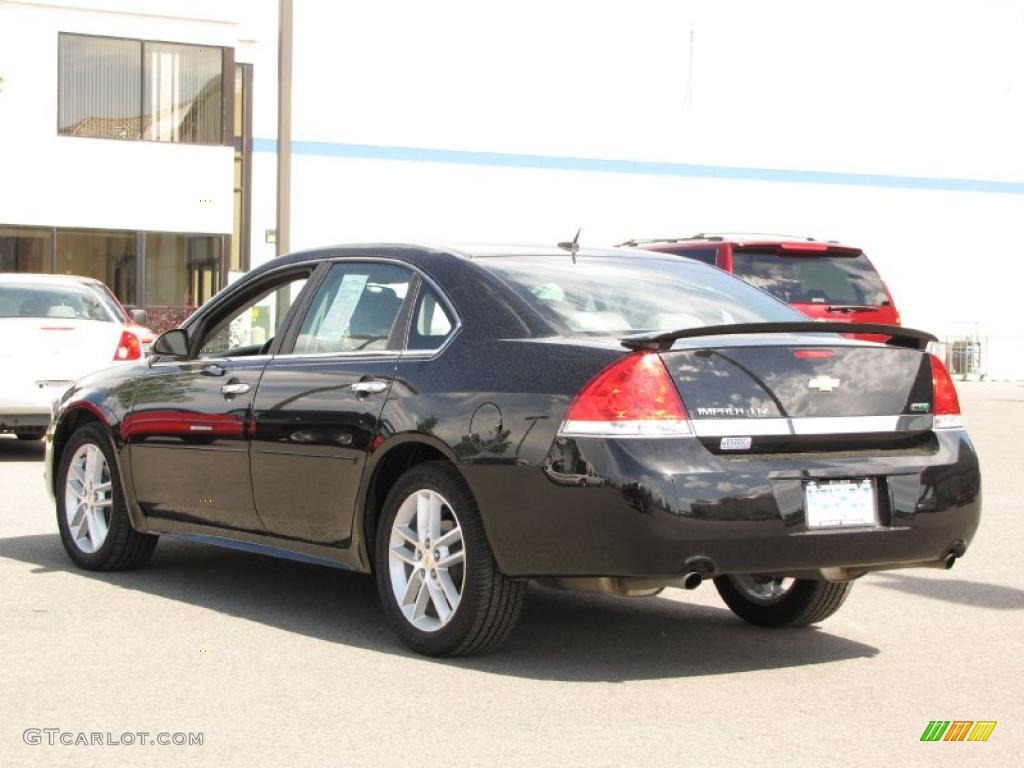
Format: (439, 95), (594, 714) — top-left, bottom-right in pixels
(64, 443), (112, 554)
(426, 577), (452, 622)
(389, 488), (465, 632)
(390, 544), (418, 567)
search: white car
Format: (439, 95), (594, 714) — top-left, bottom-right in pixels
(0, 273), (149, 440)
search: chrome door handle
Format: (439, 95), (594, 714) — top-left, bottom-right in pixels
(350, 380), (388, 395)
(220, 383), (251, 396)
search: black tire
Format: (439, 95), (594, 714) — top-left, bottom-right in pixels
(15, 429), (45, 441)
(714, 575), (853, 627)
(56, 423), (158, 571)
(374, 461), (525, 656)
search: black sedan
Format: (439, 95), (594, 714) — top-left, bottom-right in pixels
(45, 244), (981, 655)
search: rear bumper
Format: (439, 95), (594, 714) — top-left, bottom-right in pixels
(473, 428), (981, 578)
(0, 383), (71, 428)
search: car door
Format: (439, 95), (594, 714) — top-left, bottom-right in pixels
(249, 260), (415, 545)
(127, 267), (314, 531)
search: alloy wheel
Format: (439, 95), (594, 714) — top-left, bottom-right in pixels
(64, 443), (113, 554)
(728, 574), (795, 605)
(388, 489), (466, 632)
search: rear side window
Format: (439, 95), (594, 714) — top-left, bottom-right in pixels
(730, 248), (889, 306)
(478, 254), (802, 336)
(293, 262), (412, 354)
(408, 285), (455, 350)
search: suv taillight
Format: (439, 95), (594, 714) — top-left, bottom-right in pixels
(114, 330), (142, 361)
(559, 353), (691, 437)
(930, 354), (962, 429)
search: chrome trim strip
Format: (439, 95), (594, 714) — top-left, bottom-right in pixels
(791, 415), (903, 435)
(558, 419), (694, 438)
(691, 418), (791, 437)
(691, 414), (927, 437)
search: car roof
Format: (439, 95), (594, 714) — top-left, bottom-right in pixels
(248, 241), (681, 277)
(0, 272), (105, 287)
(616, 233), (861, 250)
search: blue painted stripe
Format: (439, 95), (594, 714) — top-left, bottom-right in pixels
(252, 138), (1024, 195)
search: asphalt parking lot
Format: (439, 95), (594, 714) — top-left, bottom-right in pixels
(1, 382), (1021, 768)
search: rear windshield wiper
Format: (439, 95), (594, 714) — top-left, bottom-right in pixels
(621, 322), (936, 352)
(825, 304), (878, 313)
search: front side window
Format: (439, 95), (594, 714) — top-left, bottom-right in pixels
(293, 263), (412, 354)
(199, 275), (309, 357)
(58, 33), (227, 145)
(479, 254), (802, 337)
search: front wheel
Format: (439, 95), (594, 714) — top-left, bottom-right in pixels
(374, 461), (525, 656)
(714, 574), (853, 627)
(56, 423), (158, 570)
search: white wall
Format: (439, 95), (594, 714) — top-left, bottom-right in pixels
(0, 0), (242, 234)
(278, 0), (1024, 378)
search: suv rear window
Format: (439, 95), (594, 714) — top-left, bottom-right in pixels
(730, 248), (889, 306)
(479, 254), (802, 336)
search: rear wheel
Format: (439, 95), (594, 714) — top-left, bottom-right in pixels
(374, 461), (525, 656)
(56, 423), (158, 570)
(714, 574), (852, 627)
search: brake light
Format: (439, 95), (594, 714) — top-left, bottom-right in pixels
(777, 242), (829, 252)
(559, 353), (691, 437)
(114, 330), (142, 361)
(794, 349), (834, 359)
(930, 354), (962, 429)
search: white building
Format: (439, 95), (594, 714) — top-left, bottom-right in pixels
(2, 1), (1022, 377)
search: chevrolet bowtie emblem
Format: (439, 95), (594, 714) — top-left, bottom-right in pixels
(808, 375), (841, 392)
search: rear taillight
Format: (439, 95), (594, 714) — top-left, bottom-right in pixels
(930, 354), (962, 429)
(114, 330), (142, 361)
(559, 353), (691, 437)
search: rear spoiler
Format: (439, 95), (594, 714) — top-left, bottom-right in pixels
(621, 322), (937, 352)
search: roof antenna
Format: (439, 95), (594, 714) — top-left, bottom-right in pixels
(557, 228), (581, 264)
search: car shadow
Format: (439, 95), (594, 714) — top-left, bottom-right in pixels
(0, 437), (45, 461)
(867, 571), (1024, 610)
(0, 533), (879, 682)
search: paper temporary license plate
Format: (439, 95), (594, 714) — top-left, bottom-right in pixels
(804, 478), (877, 529)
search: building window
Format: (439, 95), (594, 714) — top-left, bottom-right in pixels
(57, 35), (141, 140)
(3, 226), (225, 331)
(0, 226), (53, 273)
(58, 33), (231, 145)
(56, 229), (137, 306)
(146, 233), (223, 320)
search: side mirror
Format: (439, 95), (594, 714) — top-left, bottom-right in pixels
(152, 329), (189, 358)
(129, 308), (150, 326)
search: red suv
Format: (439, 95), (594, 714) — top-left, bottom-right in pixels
(619, 234), (900, 339)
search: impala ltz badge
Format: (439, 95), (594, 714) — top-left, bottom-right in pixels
(808, 375), (841, 392)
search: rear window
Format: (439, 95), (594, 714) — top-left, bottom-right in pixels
(0, 284), (116, 321)
(730, 248), (889, 306)
(478, 255), (803, 336)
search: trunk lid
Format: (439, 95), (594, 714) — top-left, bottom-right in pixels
(659, 338), (934, 452)
(0, 318), (124, 384)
